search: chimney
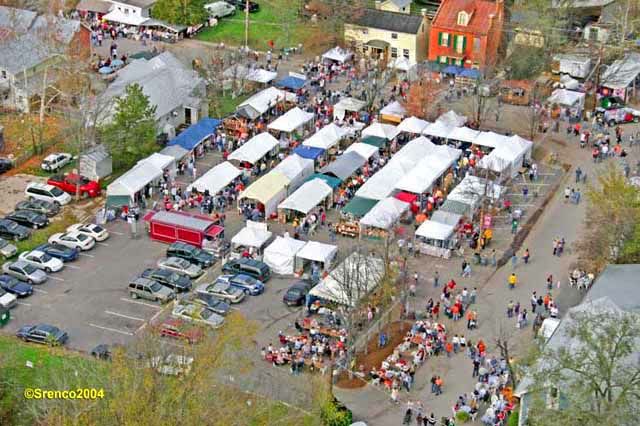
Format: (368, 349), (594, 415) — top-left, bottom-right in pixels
(375, 0), (382, 10)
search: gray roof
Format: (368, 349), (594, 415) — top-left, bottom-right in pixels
(551, 0), (615, 8)
(320, 152), (366, 181)
(601, 53), (640, 90)
(582, 264), (640, 313)
(159, 144), (189, 161)
(81, 145), (110, 162)
(350, 8), (423, 34)
(113, 0), (157, 9)
(150, 211), (214, 232)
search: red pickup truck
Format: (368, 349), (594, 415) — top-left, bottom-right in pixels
(47, 173), (101, 198)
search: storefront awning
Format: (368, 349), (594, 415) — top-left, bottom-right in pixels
(366, 39), (390, 49)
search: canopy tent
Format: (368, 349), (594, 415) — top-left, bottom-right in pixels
(379, 101), (407, 122)
(228, 132), (279, 165)
(106, 161), (162, 203)
(359, 197), (409, 230)
(159, 144), (189, 162)
(437, 110), (467, 127)
(333, 97), (366, 120)
(414, 219), (456, 257)
(395, 145), (462, 194)
(138, 153), (175, 176)
(341, 196), (378, 218)
(322, 46), (353, 63)
(600, 53), (640, 90)
(103, 9), (149, 26)
(395, 191), (418, 204)
(361, 136), (387, 148)
(559, 74), (580, 90)
(440, 199), (472, 216)
(278, 179), (333, 215)
(303, 123), (349, 150)
(267, 107), (314, 133)
(547, 89), (585, 108)
(422, 120), (454, 139)
(415, 220), (455, 241)
(473, 131), (511, 149)
(459, 68), (481, 79)
(388, 56), (414, 72)
(442, 65), (463, 75)
(263, 236), (306, 275)
(231, 221), (272, 249)
(431, 210), (462, 227)
(296, 241), (338, 271)
(167, 118), (221, 151)
(304, 173), (342, 189)
(237, 87), (296, 119)
(478, 134), (533, 177)
(222, 65), (277, 84)
(139, 19), (187, 33)
(320, 151), (366, 181)
(275, 75), (306, 90)
(272, 154), (314, 192)
(345, 142), (379, 160)
(293, 145), (325, 160)
(309, 252), (384, 306)
(447, 126), (480, 143)
(397, 116), (430, 134)
(239, 171), (290, 216)
(187, 161), (241, 195)
(447, 175), (504, 211)
(361, 122), (400, 140)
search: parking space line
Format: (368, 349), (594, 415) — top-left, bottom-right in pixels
(66, 264), (81, 270)
(136, 323), (147, 334)
(33, 288), (48, 294)
(195, 274), (208, 283)
(79, 253), (95, 258)
(119, 298), (162, 309)
(110, 231), (124, 236)
(48, 276), (65, 282)
(17, 301), (31, 306)
(98, 243), (109, 247)
(88, 323), (134, 336)
(105, 310), (146, 322)
(150, 309), (165, 323)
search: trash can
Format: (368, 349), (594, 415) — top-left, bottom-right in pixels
(0, 307), (10, 327)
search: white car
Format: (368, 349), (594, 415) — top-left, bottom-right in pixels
(48, 231), (95, 251)
(41, 153), (72, 172)
(18, 250), (64, 273)
(67, 223), (109, 242)
(0, 289), (17, 309)
(204, 1), (235, 18)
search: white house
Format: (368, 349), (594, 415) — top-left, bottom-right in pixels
(102, 0), (156, 26)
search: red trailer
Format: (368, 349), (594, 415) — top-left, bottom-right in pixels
(143, 210), (224, 248)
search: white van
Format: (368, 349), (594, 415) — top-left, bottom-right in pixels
(204, 1), (236, 18)
(25, 183), (72, 206)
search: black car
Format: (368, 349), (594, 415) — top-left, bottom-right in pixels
(0, 158), (12, 174)
(5, 210), (49, 229)
(15, 199), (60, 217)
(0, 274), (33, 297)
(283, 280), (312, 306)
(0, 219), (31, 241)
(141, 268), (192, 293)
(167, 242), (215, 268)
(36, 243), (79, 262)
(16, 324), (68, 346)
(228, 0), (259, 12)
(194, 292), (231, 316)
(222, 258), (271, 282)
(90, 344), (115, 360)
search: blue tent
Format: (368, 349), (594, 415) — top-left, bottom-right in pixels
(167, 118), (221, 151)
(442, 65), (462, 75)
(276, 76), (306, 91)
(293, 145), (324, 160)
(460, 68), (481, 79)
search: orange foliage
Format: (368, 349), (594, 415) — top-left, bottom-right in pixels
(402, 77), (443, 121)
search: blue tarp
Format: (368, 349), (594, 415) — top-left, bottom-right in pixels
(293, 145), (324, 160)
(167, 118), (222, 151)
(442, 65), (463, 75)
(459, 68), (481, 79)
(276, 76), (306, 90)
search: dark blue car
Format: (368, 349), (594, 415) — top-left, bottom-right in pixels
(0, 274), (33, 297)
(36, 243), (79, 262)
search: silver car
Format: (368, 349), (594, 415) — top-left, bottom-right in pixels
(196, 281), (245, 303)
(172, 301), (224, 329)
(157, 257), (204, 279)
(0, 238), (17, 258)
(2, 260), (47, 284)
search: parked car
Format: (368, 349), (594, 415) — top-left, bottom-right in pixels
(193, 292), (231, 316)
(2, 260), (47, 284)
(0, 274), (33, 297)
(204, 1), (236, 18)
(222, 258), (271, 282)
(128, 277), (175, 303)
(196, 281), (245, 303)
(66, 223), (109, 241)
(216, 273), (264, 295)
(283, 280), (312, 306)
(596, 107), (640, 126)
(16, 324), (68, 345)
(35, 243), (79, 262)
(157, 256), (203, 279)
(167, 242), (215, 268)
(25, 182), (72, 206)
(158, 318), (203, 344)
(4, 210), (49, 229)
(227, 0), (259, 12)
(90, 344), (113, 360)
(141, 268), (192, 293)
(48, 231), (95, 251)
(0, 288), (17, 308)
(15, 199), (59, 217)
(18, 250), (64, 273)
(47, 173), (101, 198)
(0, 219), (31, 241)
(171, 300), (224, 329)
(0, 157), (13, 174)
(41, 153), (72, 172)
(0, 237), (17, 258)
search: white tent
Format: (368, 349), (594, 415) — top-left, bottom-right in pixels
(397, 116), (430, 134)
(309, 252), (384, 306)
(272, 154), (314, 192)
(103, 9), (149, 26)
(228, 132), (279, 165)
(322, 46), (353, 63)
(447, 126), (480, 143)
(437, 110), (467, 127)
(232, 221), (273, 249)
(359, 197), (409, 230)
(478, 134), (533, 177)
(138, 153), (176, 176)
(187, 161), (241, 194)
(416, 220), (455, 241)
(237, 87), (296, 119)
(345, 142), (379, 160)
(380, 101), (407, 120)
(239, 171), (290, 216)
(267, 107), (314, 133)
(422, 120), (454, 139)
(107, 161), (162, 198)
(395, 146), (461, 194)
(431, 210), (462, 226)
(473, 131), (511, 149)
(333, 97), (366, 120)
(263, 236), (306, 275)
(303, 123), (348, 150)
(278, 179), (333, 215)
(447, 175), (504, 211)
(223, 65), (277, 84)
(388, 56), (414, 72)
(296, 241), (338, 270)
(547, 89), (585, 108)
(414, 219), (457, 257)
(361, 122), (400, 140)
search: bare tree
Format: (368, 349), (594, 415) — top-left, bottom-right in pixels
(492, 319), (518, 390)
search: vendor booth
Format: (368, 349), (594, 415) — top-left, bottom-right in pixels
(293, 146), (325, 163)
(447, 175), (504, 213)
(394, 145), (461, 194)
(138, 152), (176, 177)
(447, 126), (481, 144)
(546, 89), (585, 120)
(187, 161), (241, 195)
(379, 101), (407, 124)
(272, 154), (314, 193)
(477, 135), (533, 179)
(276, 75), (307, 91)
(106, 161), (163, 208)
(236, 87), (296, 119)
(338, 197), (378, 238)
(228, 132), (279, 167)
(278, 179), (333, 220)
(322, 46), (353, 64)
(415, 220), (457, 258)
(320, 151), (366, 181)
(303, 123), (349, 151)
(361, 136), (387, 149)
(333, 97), (367, 120)
(263, 236), (306, 275)
(344, 142), (380, 160)
(267, 107), (314, 134)
(422, 120), (454, 139)
(139, 20), (188, 43)
(397, 116), (430, 134)
(160, 145), (190, 162)
(167, 117), (221, 154)
(295, 241), (338, 274)
(359, 197), (410, 239)
(361, 122), (400, 140)
(143, 210), (224, 248)
(230, 221), (273, 260)
(239, 171), (290, 218)
(437, 110), (467, 127)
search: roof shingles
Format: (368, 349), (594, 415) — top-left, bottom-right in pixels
(432, 0), (499, 35)
(349, 9), (423, 34)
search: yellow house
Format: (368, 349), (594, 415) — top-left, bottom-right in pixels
(344, 1), (428, 66)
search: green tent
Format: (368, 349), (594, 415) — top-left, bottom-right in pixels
(341, 196), (378, 218)
(305, 173), (342, 188)
(361, 136), (387, 148)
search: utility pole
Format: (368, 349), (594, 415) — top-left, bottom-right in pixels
(244, 0), (249, 49)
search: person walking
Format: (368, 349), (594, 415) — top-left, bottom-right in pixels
(531, 291), (537, 313)
(508, 273), (517, 290)
(523, 248), (530, 264)
(433, 271), (439, 288)
(507, 301), (514, 318)
(511, 253), (518, 269)
(575, 166), (582, 184)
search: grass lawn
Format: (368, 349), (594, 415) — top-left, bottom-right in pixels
(211, 92), (252, 117)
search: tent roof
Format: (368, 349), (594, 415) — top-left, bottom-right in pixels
(361, 122), (400, 140)
(322, 46), (353, 63)
(272, 154), (314, 182)
(231, 221), (272, 248)
(293, 145), (325, 160)
(473, 131), (511, 148)
(431, 210), (462, 226)
(237, 87), (296, 119)
(448, 126), (480, 143)
(240, 171), (290, 204)
(228, 132), (279, 164)
(422, 120), (454, 139)
(341, 196), (378, 218)
(380, 101), (407, 118)
(187, 161), (241, 194)
(333, 97), (366, 115)
(304, 173), (342, 189)
(264, 235), (306, 257)
(448, 175), (504, 207)
(303, 123), (349, 150)
(345, 142), (379, 160)
(138, 153), (174, 171)
(360, 197), (409, 230)
(246, 68), (278, 84)
(145, 211), (216, 232)
(103, 8), (149, 25)
(159, 144), (189, 161)
(397, 116), (430, 134)
(267, 107), (314, 133)
(278, 179), (333, 214)
(276, 75), (306, 90)
(601, 53), (640, 90)
(296, 241), (338, 264)
(440, 198), (471, 216)
(167, 118), (221, 151)
(320, 151), (366, 181)
(547, 89), (585, 107)
(437, 110), (467, 127)
(415, 220), (455, 240)
(395, 146), (461, 194)
(107, 161), (163, 197)
(361, 136), (387, 148)
(388, 56), (414, 71)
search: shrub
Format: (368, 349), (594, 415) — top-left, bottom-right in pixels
(507, 410), (519, 426)
(320, 398), (353, 426)
(455, 410), (471, 423)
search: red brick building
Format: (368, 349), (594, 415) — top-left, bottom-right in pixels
(428, 0), (504, 72)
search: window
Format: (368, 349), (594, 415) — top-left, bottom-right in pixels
(391, 47), (398, 58)
(362, 28), (368, 35)
(439, 32), (450, 47)
(391, 33), (398, 39)
(1, 70), (6, 79)
(403, 49), (410, 59)
(439, 56), (447, 64)
(457, 11), (469, 26)
(474, 37), (481, 52)
(455, 35), (466, 54)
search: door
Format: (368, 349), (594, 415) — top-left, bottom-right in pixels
(184, 107), (192, 126)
